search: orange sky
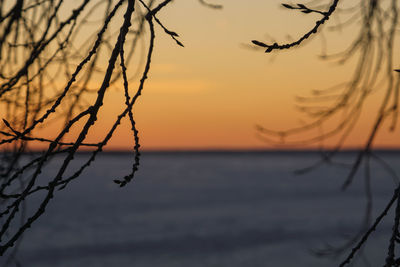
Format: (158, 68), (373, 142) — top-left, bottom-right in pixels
(29, 1), (400, 151)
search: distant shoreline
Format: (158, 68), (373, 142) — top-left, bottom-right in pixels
(6, 148), (400, 155)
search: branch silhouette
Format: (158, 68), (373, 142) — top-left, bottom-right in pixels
(0, 0), (189, 259)
(254, 0), (400, 265)
(0, 0), (399, 266)
(0, 0), (222, 261)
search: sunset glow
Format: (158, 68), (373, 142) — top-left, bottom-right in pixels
(30, 0), (400, 151)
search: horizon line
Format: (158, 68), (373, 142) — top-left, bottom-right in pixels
(6, 147), (400, 154)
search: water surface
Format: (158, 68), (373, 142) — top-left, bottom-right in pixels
(2, 151), (398, 266)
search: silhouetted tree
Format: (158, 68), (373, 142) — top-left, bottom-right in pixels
(0, 0), (188, 262)
(253, 0), (400, 266)
(0, 0), (399, 266)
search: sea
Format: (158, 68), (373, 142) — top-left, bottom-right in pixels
(1, 151), (399, 267)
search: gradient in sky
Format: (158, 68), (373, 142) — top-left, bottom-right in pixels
(35, 0), (400, 150)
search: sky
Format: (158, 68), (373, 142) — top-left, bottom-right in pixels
(35, 0), (400, 151)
